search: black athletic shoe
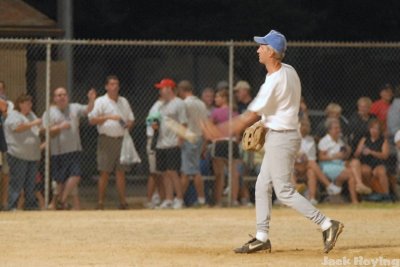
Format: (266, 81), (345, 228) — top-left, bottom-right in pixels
(323, 220), (344, 253)
(234, 236), (272, 254)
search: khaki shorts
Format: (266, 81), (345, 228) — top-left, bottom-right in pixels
(97, 135), (130, 173)
(0, 152), (9, 175)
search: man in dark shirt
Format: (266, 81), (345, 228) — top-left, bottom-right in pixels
(348, 97), (376, 152)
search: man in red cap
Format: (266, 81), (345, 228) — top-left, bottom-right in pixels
(152, 78), (188, 209)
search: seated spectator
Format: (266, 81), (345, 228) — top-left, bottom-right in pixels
(351, 119), (390, 198)
(348, 97), (376, 152)
(292, 119), (342, 205)
(370, 83), (393, 132)
(318, 118), (358, 204)
(315, 103), (346, 140)
(210, 88), (240, 206)
(4, 94), (42, 210)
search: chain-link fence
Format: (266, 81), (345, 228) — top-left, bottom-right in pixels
(0, 39), (399, 210)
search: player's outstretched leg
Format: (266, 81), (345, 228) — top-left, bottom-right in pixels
(234, 236), (271, 254)
(322, 220), (344, 253)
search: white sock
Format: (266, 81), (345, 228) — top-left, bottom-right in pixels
(320, 218), (332, 231)
(197, 197), (205, 204)
(256, 231), (268, 243)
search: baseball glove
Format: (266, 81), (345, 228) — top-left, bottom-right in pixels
(242, 121), (267, 151)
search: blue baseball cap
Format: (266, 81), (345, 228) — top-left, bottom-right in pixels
(254, 30), (287, 54)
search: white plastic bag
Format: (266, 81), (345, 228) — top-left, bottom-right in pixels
(120, 130), (141, 165)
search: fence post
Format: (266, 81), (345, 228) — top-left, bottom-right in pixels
(44, 39), (52, 209)
(228, 40), (234, 207)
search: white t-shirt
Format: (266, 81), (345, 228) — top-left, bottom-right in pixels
(156, 97), (187, 149)
(318, 134), (345, 157)
(300, 135), (317, 161)
(4, 110), (41, 161)
(88, 94), (134, 138)
(183, 95), (208, 136)
(248, 63), (301, 131)
(42, 103), (87, 155)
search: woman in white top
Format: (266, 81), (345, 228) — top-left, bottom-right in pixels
(318, 118), (358, 204)
(4, 94), (42, 210)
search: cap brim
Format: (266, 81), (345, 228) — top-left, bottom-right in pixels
(254, 36), (267, 45)
(154, 83), (162, 89)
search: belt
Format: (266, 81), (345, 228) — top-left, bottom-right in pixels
(270, 129), (297, 133)
(99, 134), (123, 139)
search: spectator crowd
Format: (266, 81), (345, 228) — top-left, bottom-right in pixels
(0, 78), (399, 211)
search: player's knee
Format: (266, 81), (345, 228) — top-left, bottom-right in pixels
(275, 183), (296, 202)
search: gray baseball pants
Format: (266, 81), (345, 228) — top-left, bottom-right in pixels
(255, 130), (327, 237)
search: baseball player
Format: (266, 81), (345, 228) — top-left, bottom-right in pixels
(202, 30), (343, 254)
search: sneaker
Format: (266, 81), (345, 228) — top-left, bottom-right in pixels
(223, 186), (230, 196)
(310, 198), (318, 205)
(173, 198), (184, 209)
(232, 200), (240, 207)
(234, 236), (272, 254)
(240, 199), (254, 207)
(322, 220), (344, 253)
(151, 193), (161, 206)
(327, 183), (342, 195)
(356, 183), (372, 195)
(158, 200), (173, 209)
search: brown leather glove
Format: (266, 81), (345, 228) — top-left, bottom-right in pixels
(242, 121), (267, 151)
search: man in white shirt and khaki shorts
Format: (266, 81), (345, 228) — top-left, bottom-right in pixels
(203, 30), (343, 254)
(89, 75), (135, 210)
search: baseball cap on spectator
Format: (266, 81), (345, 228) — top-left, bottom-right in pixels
(154, 78), (176, 89)
(234, 80), (251, 91)
(254, 30), (287, 54)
